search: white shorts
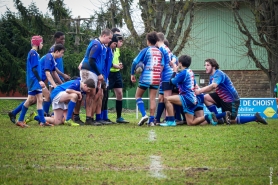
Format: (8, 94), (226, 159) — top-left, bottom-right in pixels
(52, 91), (68, 110)
(80, 69), (97, 86)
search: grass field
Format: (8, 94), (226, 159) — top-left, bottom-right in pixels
(0, 100), (277, 185)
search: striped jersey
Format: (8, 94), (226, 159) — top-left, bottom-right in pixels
(131, 46), (164, 86)
(160, 44), (174, 82)
(209, 69), (240, 102)
(171, 68), (197, 104)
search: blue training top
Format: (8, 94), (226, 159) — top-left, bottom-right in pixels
(209, 69), (240, 102)
(26, 49), (42, 91)
(81, 38), (106, 75)
(39, 53), (57, 82)
(103, 47), (113, 83)
(50, 79), (83, 101)
(49, 45), (64, 81)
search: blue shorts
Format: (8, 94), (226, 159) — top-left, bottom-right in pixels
(28, 89), (42, 96)
(194, 94), (204, 111)
(138, 82), (159, 90)
(179, 94), (197, 115)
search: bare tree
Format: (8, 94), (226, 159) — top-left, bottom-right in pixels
(119, 0), (195, 55)
(231, 0), (278, 96)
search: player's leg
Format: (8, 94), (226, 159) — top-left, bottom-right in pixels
(160, 95), (181, 126)
(136, 84), (148, 126)
(16, 94), (36, 128)
(147, 86), (158, 126)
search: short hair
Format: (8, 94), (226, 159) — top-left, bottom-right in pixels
(205, 58), (219, 70)
(101, 29), (113, 36)
(178, 55), (191, 68)
(164, 39), (169, 47)
(54, 31), (64, 39)
(146, 31), (159, 45)
(108, 34), (119, 46)
(111, 27), (120, 33)
(157, 32), (165, 41)
(53, 44), (65, 52)
(84, 79), (95, 88)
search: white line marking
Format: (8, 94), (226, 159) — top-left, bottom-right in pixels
(149, 155), (166, 179)
(148, 129), (156, 141)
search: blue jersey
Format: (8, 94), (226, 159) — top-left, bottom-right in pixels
(50, 79), (82, 101)
(103, 47), (113, 83)
(160, 44), (174, 82)
(40, 53), (57, 81)
(26, 49), (42, 91)
(49, 45), (64, 81)
(81, 39), (106, 75)
(171, 68), (197, 104)
(209, 69), (240, 102)
(131, 46), (164, 86)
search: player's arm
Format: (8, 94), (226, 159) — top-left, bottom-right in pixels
(78, 58), (84, 71)
(130, 48), (148, 75)
(66, 89), (82, 101)
(55, 67), (70, 82)
(196, 83), (217, 95)
(45, 70), (57, 88)
(52, 71), (63, 85)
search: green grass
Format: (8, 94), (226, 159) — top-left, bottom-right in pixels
(0, 100), (277, 185)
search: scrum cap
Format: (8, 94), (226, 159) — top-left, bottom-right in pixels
(31, 36), (43, 46)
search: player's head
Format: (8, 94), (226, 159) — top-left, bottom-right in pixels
(178, 55), (191, 68)
(164, 39), (169, 47)
(100, 29), (113, 44)
(53, 44), (65, 58)
(204, 58), (219, 74)
(31, 35), (43, 50)
(108, 34), (119, 49)
(157, 32), (165, 42)
(115, 34), (123, 48)
(146, 31), (159, 46)
(83, 79), (95, 93)
(111, 27), (121, 34)
(205, 58), (219, 69)
(54, 31), (65, 45)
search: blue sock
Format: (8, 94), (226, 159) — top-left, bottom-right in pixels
(38, 109), (46, 124)
(66, 101), (76, 121)
(96, 114), (101, 121)
(174, 104), (182, 121)
(216, 112), (226, 119)
(207, 105), (218, 114)
(181, 106), (185, 121)
(136, 98), (146, 117)
(155, 102), (165, 122)
(149, 116), (154, 123)
(237, 116), (256, 124)
(12, 101), (25, 116)
(18, 105), (28, 121)
(100, 111), (103, 120)
(167, 116), (175, 121)
(43, 101), (51, 114)
(34, 116), (40, 122)
(102, 110), (108, 120)
(204, 114), (211, 124)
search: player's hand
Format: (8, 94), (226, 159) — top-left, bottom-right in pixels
(77, 92), (82, 101)
(131, 75), (136, 83)
(63, 74), (70, 81)
(195, 88), (201, 95)
(39, 81), (45, 88)
(119, 63), (123, 69)
(98, 74), (104, 82)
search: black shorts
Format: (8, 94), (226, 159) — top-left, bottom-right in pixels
(162, 82), (173, 91)
(108, 71), (123, 89)
(172, 85), (179, 94)
(209, 92), (240, 120)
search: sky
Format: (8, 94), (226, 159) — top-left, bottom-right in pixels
(0, 0), (102, 18)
